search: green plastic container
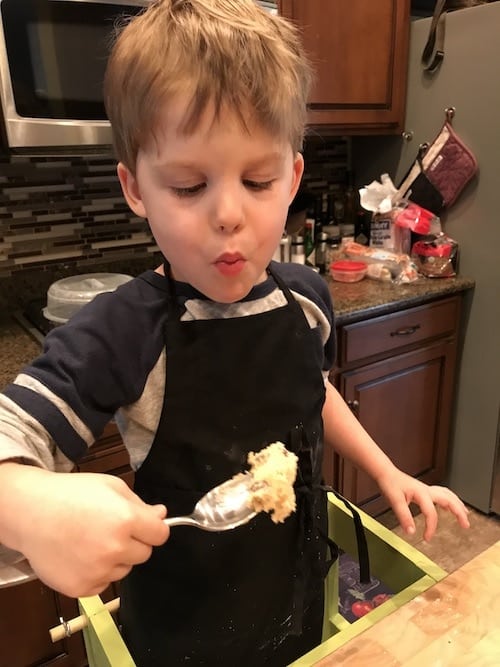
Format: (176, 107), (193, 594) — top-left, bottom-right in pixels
(78, 493), (447, 666)
(290, 493), (447, 665)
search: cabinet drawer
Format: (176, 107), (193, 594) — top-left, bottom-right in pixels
(340, 297), (459, 364)
(77, 447), (130, 475)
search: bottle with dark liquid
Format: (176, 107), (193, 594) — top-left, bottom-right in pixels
(312, 192), (327, 233)
(315, 231), (328, 274)
(342, 170), (358, 239)
(327, 193), (341, 243)
(304, 216), (315, 266)
(354, 209), (371, 246)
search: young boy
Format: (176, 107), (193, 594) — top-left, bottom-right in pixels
(0, 1), (469, 665)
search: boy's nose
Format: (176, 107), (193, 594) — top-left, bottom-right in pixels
(211, 187), (244, 233)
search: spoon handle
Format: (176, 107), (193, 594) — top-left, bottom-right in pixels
(163, 516), (200, 528)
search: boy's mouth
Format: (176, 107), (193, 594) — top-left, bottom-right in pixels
(214, 252), (246, 276)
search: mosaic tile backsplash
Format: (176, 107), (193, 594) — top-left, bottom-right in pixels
(0, 137), (348, 308)
(0, 153), (158, 278)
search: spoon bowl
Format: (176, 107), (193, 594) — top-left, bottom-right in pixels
(164, 474), (257, 531)
(0, 475), (258, 588)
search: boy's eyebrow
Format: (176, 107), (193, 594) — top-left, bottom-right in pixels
(158, 152), (286, 171)
(245, 152), (286, 168)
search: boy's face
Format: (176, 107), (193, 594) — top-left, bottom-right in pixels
(118, 98), (304, 303)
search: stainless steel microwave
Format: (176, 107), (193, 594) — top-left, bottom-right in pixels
(0, 0), (278, 153)
(0, 0), (147, 152)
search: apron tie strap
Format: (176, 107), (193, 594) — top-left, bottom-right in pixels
(317, 527), (339, 578)
(289, 425), (316, 635)
(321, 486), (371, 584)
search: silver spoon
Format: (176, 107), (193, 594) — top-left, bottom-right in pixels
(163, 473), (257, 531)
(0, 475), (257, 588)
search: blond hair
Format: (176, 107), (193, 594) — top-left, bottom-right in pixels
(104, 0), (313, 172)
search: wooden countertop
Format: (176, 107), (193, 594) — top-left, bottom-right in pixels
(314, 540), (500, 665)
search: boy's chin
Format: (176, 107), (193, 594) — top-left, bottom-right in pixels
(205, 271), (269, 303)
(203, 283), (254, 304)
(168, 264), (270, 302)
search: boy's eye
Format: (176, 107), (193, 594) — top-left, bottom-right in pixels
(244, 179), (274, 191)
(170, 180), (274, 197)
(171, 183), (206, 197)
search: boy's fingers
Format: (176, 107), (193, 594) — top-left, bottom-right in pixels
(389, 495), (416, 536)
(131, 505), (170, 547)
(414, 494), (438, 541)
(150, 503), (168, 520)
(432, 487), (471, 529)
(455, 507), (471, 529)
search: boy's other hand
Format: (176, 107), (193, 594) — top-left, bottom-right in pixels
(376, 467), (470, 542)
(0, 463), (170, 598)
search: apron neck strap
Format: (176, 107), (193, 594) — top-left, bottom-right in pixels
(164, 261), (300, 317)
(266, 263), (302, 310)
(163, 261), (185, 319)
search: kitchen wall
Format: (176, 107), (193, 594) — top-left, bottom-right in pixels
(0, 136), (349, 309)
(0, 153), (157, 279)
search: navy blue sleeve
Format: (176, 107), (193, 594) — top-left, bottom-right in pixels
(4, 272), (168, 460)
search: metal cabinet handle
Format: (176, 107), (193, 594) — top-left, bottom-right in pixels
(347, 399), (359, 415)
(389, 324), (421, 337)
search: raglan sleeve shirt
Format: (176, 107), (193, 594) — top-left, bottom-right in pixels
(0, 263), (336, 472)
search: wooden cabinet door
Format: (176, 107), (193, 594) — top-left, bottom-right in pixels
(0, 580), (86, 667)
(279, 0), (410, 133)
(76, 421), (134, 488)
(338, 338), (457, 515)
(0, 423), (131, 667)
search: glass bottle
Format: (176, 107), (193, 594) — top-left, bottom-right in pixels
(354, 209), (371, 246)
(304, 216), (315, 265)
(327, 193), (341, 242)
(314, 194), (324, 240)
(315, 231), (328, 274)
(342, 170), (358, 239)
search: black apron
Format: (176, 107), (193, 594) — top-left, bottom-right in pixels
(120, 266), (330, 666)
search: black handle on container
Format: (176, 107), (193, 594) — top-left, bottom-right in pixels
(390, 324), (421, 337)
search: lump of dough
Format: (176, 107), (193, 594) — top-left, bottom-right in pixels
(246, 441), (298, 524)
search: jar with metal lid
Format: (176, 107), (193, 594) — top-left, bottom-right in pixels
(290, 234), (305, 264)
(272, 232), (291, 262)
(315, 232), (328, 274)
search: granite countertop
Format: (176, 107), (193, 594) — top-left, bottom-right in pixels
(0, 274), (474, 389)
(0, 317), (41, 390)
(328, 274), (475, 325)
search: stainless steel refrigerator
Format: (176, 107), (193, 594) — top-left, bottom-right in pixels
(352, 2), (500, 514)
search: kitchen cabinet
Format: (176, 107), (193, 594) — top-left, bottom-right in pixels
(325, 295), (462, 516)
(0, 425), (131, 667)
(0, 580), (87, 667)
(75, 421), (134, 488)
(0, 579), (121, 667)
(278, 0), (411, 133)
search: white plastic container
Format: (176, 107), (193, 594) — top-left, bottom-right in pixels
(43, 273), (133, 324)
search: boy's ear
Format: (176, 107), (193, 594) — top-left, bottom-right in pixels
(289, 152), (305, 204)
(117, 163), (147, 218)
